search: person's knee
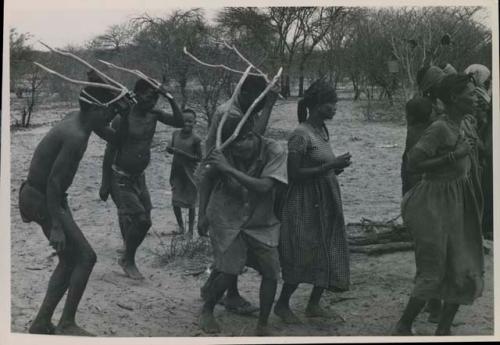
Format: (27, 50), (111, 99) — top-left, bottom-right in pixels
(78, 247), (97, 268)
(135, 213), (152, 232)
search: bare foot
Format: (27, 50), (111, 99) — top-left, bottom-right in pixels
(392, 322), (414, 336)
(116, 242), (126, 254)
(118, 258), (145, 280)
(223, 295), (259, 315)
(428, 310), (441, 323)
(435, 328), (451, 336)
(274, 304), (302, 324)
(305, 304), (340, 319)
(55, 323), (95, 336)
(255, 324), (272, 336)
(172, 226), (185, 235)
(28, 321), (56, 334)
(199, 312), (220, 334)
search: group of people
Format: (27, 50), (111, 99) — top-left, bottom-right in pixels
(397, 63), (492, 335)
(18, 59), (491, 337)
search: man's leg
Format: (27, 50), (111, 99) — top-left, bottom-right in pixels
(426, 298), (443, 323)
(119, 212), (151, 280)
(19, 186), (74, 335)
(246, 236), (280, 335)
(187, 208), (195, 238)
(173, 206), (185, 234)
(119, 175), (153, 280)
(393, 297), (426, 335)
(255, 277), (277, 336)
(201, 266), (218, 300)
(274, 283), (301, 324)
(223, 275), (258, 314)
(435, 303), (459, 336)
(200, 272), (233, 334)
(29, 225), (75, 334)
(110, 176), (127, 253)
(54, 209), (97, 336)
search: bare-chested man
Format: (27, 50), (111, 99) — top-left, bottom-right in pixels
(99, 79), (183, 280)
(19, 85), (133, 336)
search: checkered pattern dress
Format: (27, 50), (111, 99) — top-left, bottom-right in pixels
(279, 123), (350, 291)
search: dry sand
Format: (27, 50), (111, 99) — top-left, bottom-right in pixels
(10, 96), (493, 337)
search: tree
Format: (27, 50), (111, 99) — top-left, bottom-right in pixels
(21, 63), (45, 127)
(385, 6), (489, 100)
(10, 28), (46, 127)
(218, 7), (306, 97)
(10, 28), (33, 93)
(295, 7), (348, 96)
(87, 22), (135, 52)
(133, 9), (208, 108)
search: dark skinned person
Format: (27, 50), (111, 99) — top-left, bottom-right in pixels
(394, 74), (484, 336)
(19, 84), (133, 336)
(199, 75), (279, 315)
(99, 79), (183, 280)
(198, 112), (287, 336)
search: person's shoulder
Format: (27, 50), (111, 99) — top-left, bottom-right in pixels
(289, 123), (310, 139)
(216, 100), (242, 117)
(192, 133), (202, 143)
(261, 137), (285, 157)
(49, 116), (87, 149)
(426, 117), (448, 132)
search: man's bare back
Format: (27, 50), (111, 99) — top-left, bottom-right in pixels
(20, 85), (132, 336)
(26, 112), (89, 192)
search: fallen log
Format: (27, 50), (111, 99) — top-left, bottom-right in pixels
(346, 221), (412, 246)
(349, 242), (414, 255)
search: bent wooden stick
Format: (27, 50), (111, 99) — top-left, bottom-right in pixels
(215, 65), (253, 149)
(219, 67), (282, 150)
(210, 41), (283, 100)
(39, 41), (127, 90)
(183, 47), (262, 77)
(33, 63), (123, 92)
(97, 59), (174, 100)
(222, 41), (270, 82)
(34, 62), (128, 107)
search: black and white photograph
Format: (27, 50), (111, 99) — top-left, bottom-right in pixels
(2, 0), (498, 343)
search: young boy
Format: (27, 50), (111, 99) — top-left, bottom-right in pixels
(198, 114), (287, 336)
(19, 85), (132, 336)
(166, 109), (202, 238)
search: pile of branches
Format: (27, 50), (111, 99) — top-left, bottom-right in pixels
(346, 216), (413, 256)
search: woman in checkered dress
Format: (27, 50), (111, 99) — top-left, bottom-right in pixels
(274, 79), (351, 323)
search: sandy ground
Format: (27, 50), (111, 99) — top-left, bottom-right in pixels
(10, 95), (493, 337)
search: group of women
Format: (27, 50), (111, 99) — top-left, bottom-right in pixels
(274, 62), (491, 336)
(396, 63), (492, 335)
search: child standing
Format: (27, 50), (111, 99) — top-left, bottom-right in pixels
(166, 109), (202, 238)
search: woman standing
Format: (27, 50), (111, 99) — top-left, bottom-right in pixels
(275, 79), (351, 323)
(464, 64), (492, 240)
(401, 65), (446, 322)
(394, 73), (484, 336)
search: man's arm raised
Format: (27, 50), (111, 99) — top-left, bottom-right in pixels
(152, 96), (184, 128)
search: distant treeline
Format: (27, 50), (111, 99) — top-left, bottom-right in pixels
(10, 6), (492, 125)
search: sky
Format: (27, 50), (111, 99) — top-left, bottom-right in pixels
(5, 0), (494, 50)
(8, 8), (219, 49)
